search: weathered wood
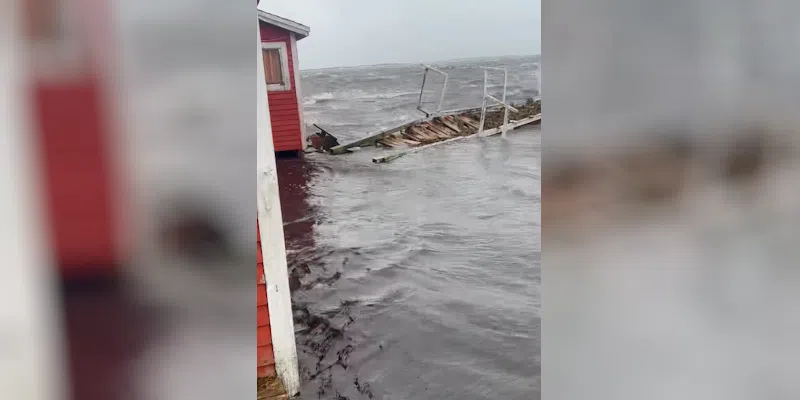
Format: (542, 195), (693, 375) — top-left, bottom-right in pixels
(373, 114), (541, 164)
(404, 129), (430, 142)
(403, 132), (423, 142)
(408, 126), (438, 141)
(374, 134), (473, 163)
(401, 138), (421, 146)
(329, 100), (539, 156)
(478, 114), (541, 137)
(412, 125), (435, 139)
(383, 136), (406, 147)
(421, 124), (450, 139)
(329, 118), (423, 154)
(329, 106), (491, 154)
(424, 122), (446, 135)
(427, 123), (457, 138)
(391, 136), (410, 146)
(458, 115), (480, 130)
(439, 117), (462, 133)
(418, 129), (440, 142)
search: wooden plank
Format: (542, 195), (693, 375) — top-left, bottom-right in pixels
(403, 129), (428, 142)
(414, 124), (442, 139)
(478, 114), (541, 137)
(427, 123), (457, 138)
(420, 128), (442, 141)
(383, 136), (407, 147)
(270, 117), (301, 126)
(408, 126), (437, 141)
(458, 115), (480, 129)
(424, 125), (451, 139)
(374, 134), (472, 163)
(439, 117), (461, 133)
(268, 103), (302, 111)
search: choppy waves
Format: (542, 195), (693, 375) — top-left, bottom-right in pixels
(299, 55), (540, 141)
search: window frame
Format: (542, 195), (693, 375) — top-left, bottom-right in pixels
(261, 41), (291, 92)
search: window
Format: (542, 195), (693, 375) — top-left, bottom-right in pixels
(263, 49), (283, 85)
(261, 42), (291, 92)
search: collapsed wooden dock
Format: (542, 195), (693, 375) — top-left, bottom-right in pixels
(328, 100), (541, 162)
(324, 64), (541, 163)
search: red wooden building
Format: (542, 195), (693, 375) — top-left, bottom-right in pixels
(258, 11), (310, 153)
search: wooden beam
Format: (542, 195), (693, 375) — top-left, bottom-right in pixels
(374, 134), (473, 164)
(420, 124), (449, 139)
(403, 129), (428, 142)
(427, 123), (457, 138)
(458, 115), (480, 130)
(439, 117), (462, 133)
(478, 114), (541, 137)
(408, 126), (437, 141)
(400, 138), (421, 146)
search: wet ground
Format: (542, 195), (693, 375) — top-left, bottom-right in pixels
(277, 118), (540, 399)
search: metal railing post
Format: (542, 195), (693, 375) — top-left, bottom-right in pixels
(501, 68), (509, 137)
(417, 67), (429, 117)
(437, 73), (448, 114)
(480, 66), (518, 137)
(417, 64), (449, 117)
(478, 69), (488, 134)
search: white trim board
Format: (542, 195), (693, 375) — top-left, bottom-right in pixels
(290, 33), (308, 146)
(257, 10), (310, 40)
(0, 4), (67, 398)
(261, 41), (291, 92)
(256, 18), (300, 397)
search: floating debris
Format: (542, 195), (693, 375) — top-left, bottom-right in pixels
(257, 376), (288, 400)
(308, 124), (343, 153)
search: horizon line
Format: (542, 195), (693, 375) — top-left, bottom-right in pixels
(300, 53), (541, 72)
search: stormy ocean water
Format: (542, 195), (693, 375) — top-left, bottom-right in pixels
(276, 55), (540, 399)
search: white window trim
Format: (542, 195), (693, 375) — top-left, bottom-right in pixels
(261, 41), (291, 92)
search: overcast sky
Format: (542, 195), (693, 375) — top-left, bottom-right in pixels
(259, 0), (540, 70)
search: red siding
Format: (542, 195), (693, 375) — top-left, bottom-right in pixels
(33, 79), (120, 277)
(257, 222), (276, 377)
(260, 22), (303, 152)
(27, 0), (121, 279)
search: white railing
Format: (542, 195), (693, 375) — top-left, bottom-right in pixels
(416, 64), (449, 117)
(478, 67), (519, 137)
